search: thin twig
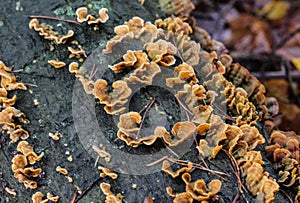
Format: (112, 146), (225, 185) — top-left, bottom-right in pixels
(199, 153), (209, 169)
(94, 155), (100, 168)
(89, 64), (98, 80)
(136, 98), (156, 139)
(74, 176), (102, 203)
(28, 15), (81, 25)
(222, 149), (249, 203)
(213, 104), (236, 121)
(274, 27), (300, 51)
(285, 59), (300, 106)
(70, 192), (77, 203)
(23, 83), (38, 87)
(176, 97), (193, 121)
(232, 191), (240, 203)
(146, 155), (169, 167)
(163, 142), (180, 159)
(167, 158), (230, 181)
(280, 189), (293, 203)
(11, 69), (24, 73)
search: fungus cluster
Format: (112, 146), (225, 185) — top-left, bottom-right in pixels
(0, 61), (28, 142)
(25, 2), (300, 202)
(166, 173), (222, 203)
(264, 131), (300, 202)
(12, 141), (44, 189)
(100, 182), (123, 203)
(63, 13), (282, 202)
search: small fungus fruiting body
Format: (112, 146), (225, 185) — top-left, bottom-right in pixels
(48, 59), (66, 69)
(48, 131), (62, 141)
(56, 165), (68, 175)
(98, 166), (118, 179)
(46, 193), (59, 202)
(32, 192), (48, 203)
(5, 187), (17, 196)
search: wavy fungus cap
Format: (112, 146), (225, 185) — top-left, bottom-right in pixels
(29, 19), (74, 44)
(98, 166), (118, 179)
(76, 7), (109, 24)
(48, 59), (66, 69)
(100, 182), (123, 203)
(162, 160), (193, 178)
(93, 79), (132, 114)
(0, 61), (27, 90)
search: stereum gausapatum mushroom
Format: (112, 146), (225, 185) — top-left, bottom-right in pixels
(66, 14), (283, 202)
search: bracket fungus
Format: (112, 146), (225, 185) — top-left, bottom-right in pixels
(76, 7), (109, 25)
(48, 59), (66, 69)
(117, 111), (197, 147)
(124, 61), (161, 85)
(31, 191), (58, 203)
(94, 79), (132, 115)
(11, 141), (43, 189)
(56, 166), (68, 175)
(263, 130), (300, 201)
(17, 141), (44, 165)
(0, 61), (26, 91)
(265, 130), (299, 162)
(98, 166), (118, 179)
(32, 192), (48, 203)
(100, 182), (123, 203)
(166, 172), (222, 203)
(155, 17), (193, 35)
(68, 46), (86, 59)
(162, 160), (193, 178)
(29, 19), (74, 44)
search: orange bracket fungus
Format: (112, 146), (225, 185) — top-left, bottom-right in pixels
(11, 141), (44, 189)
(31, 191), (59, 203)
(100, 182), (123, 203)
(166, 172), (222, 202)
(98, 166), (118, 179)
(76, 7), (109, 25)
(162, 160), (193, 178)
(56, 166), (69, 175)
(32, 192), (48, 203)
(48, 59), (66, 69)
(29, 19), (74, 44)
